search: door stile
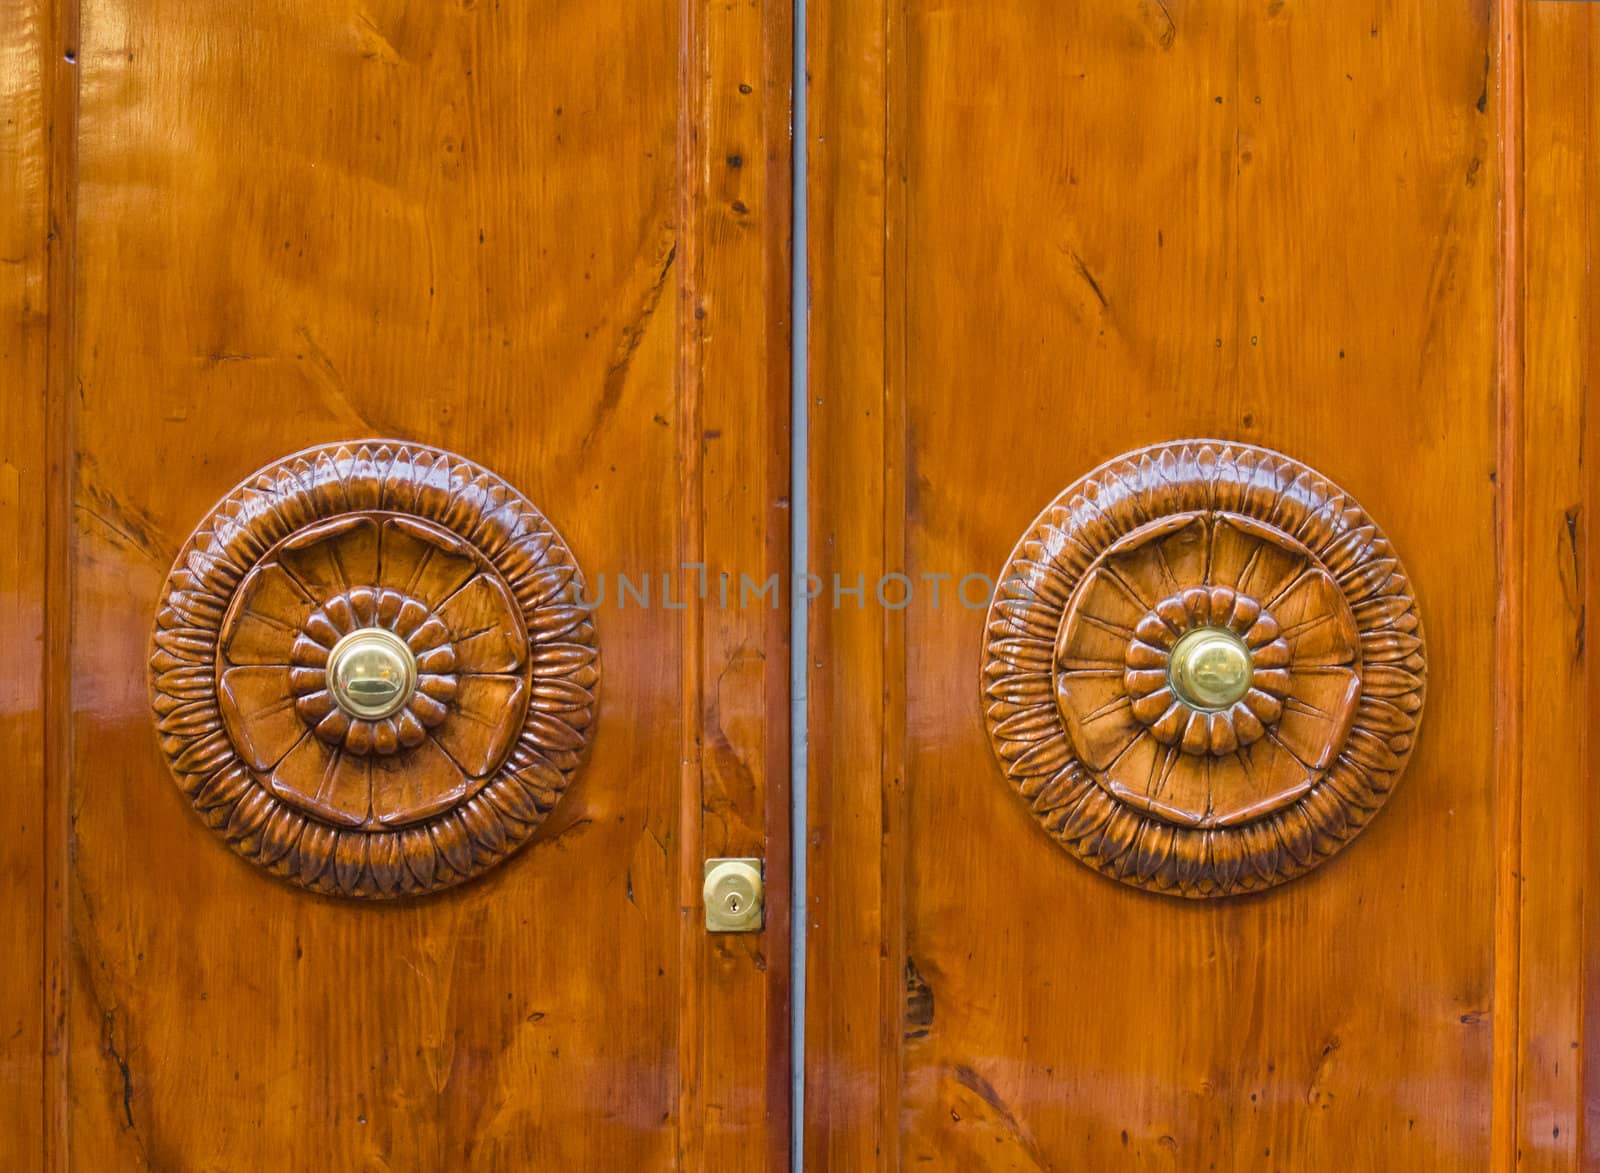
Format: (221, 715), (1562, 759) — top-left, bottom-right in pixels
(677, 0), (796, 1165)
(0, 0), (70, 1168)
(1508, 3), (1600, 1167)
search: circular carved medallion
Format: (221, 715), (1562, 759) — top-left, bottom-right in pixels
(983, 440), (1425, 898)
(150, 442), (599, 898)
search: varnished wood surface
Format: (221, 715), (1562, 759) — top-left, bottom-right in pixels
(1514, 4), (1600, 1167)
(807, 0), (1595, 1169)
(6, 0), (791, 1167)
(1, 0), (53, 1164)
(9, 0), (1597, 1166)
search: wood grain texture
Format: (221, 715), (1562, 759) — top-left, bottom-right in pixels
(0, 0), (52, 1165)
(1514, 3), (1600, 1166)
(808, 0), (1508, 1167)
(802, 0), (901, 1164)
(35, 0), (790, 1166)
(679, 0), (795, 1164)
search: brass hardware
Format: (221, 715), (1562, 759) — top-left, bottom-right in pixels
(703, 858), (764, 933)
(326, 627), (418, 720)
(1167, 625), (1254, 711)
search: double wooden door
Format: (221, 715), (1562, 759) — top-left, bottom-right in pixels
(3, 0), (1597, 1169)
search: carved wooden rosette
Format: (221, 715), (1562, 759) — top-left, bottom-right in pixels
(983, 441), (1426, 898)
(150, 442), (598, 898)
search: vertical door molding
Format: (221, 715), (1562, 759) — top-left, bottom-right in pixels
(0, 0), (64, 1168)
(677, 0), (796, 1165)
(1501, 2), (1600, 1167)
(804, 0), (906, 1165)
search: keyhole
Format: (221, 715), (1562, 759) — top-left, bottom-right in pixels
(702, 859), (762, 931)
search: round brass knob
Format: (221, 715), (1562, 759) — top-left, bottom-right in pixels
(325, 627), (418, 720)
(1167, 626), (1253, 711)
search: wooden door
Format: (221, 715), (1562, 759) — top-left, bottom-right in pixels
(806, 0), (1599, 1170)
(2, 0), (792, 1167)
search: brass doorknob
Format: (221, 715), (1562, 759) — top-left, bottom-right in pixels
(1166, 626), (1254, 711)
(326, 627), (418, 719)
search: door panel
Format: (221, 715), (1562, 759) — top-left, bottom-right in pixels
(806, 1), (1597, 1169)
(3, 0), (791, 1167)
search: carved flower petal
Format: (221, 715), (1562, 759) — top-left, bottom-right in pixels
(291, 634), (330, 668)
(1056, 569), (1145, 669)
(1250, 638), (1291, 669)
(1178, 586), (1211, 626)
(218, 666), (305, 771)
(416, 646), (458, 675)
(1055, 670), (1140, 770)
(1275, 667), (1362, 769)
(1207, 514), (1307, 602)
(409, 693), (449, 726)
(1104, 515), (1208, 606)
(400, 826), (438, 888)
(1180, 710), (1209, 755)
(303, 611), (342, 648)
(437, 573), (528, 673)
(288, 666), (325, 695)
(323, 594), (357, 635)
(316, 708), (350, 742)
(429, 813), (473, 878)
(379, 516), (478, 608)
(1134, 612), (1179, 648)
(1207, 712), (1238, 755)
(416, 674), (460, 704)
(1227, 593), (1262, 632)
(393, 598), (432, 640)
(1232, 705), (1266, 743)
(1242, 615), (1280, 646)
(1206, 586), (1238, 627)
(370, 735), (472, 827)
(1121, 669), (1168, 696)
(346, 586), (379, 627)
(344, 721), (373, 755)
(371, 718), (399, 755)
(1129, 685), (1176, 724)
(1148, 703), (1188, 744)
(1251, 668), (1293, 697)
(1123, 639), (1168, 670)
(1273, 568), (1359, 666)
(433, 675), (529, 778)
(407, 615), (451, 655)
(221, 564), (313, 665)
(1154, 596), (1190, 633)
(267, 734), (367, 827)
(1207, 750), (1310, 825)
(1235, 737), (1316, 816)
(396, 709), (428, 748)
(1102, 735), (1209, 827)
(1242, 688), (1284, 724)
(278, 515), (380, 595)
(295, 689), (335, 724)
(376, 588), (406, 628)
